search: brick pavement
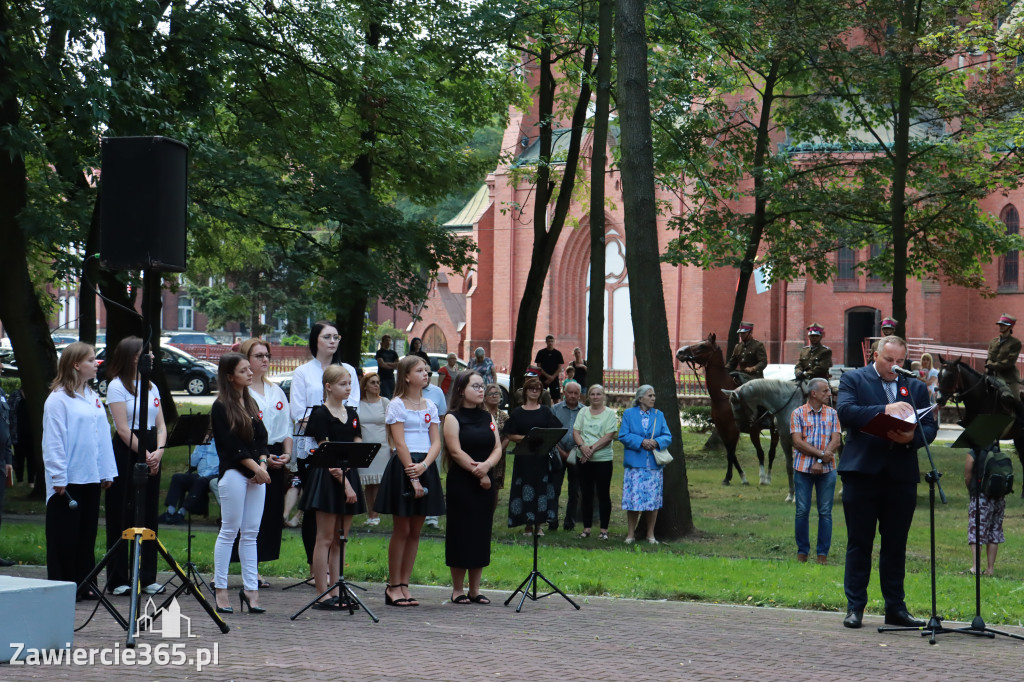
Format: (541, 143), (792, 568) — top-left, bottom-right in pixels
(2, 565), (1021, 681)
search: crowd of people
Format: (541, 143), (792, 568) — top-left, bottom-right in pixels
(1, 318), (1016, 626)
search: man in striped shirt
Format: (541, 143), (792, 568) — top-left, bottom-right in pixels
(790, 378), (841, 565)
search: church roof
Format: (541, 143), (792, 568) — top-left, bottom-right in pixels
(443, 184), (490, 231)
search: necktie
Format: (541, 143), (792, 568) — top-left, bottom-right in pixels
(884, 381), (897, 403)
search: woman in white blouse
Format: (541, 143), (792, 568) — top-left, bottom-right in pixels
(289, 321), (359, 571)
(42, 342), (117, 597)
(241, 338), (292, 588)
(357, 373), (390, 526)
(104, 336), (168, 596)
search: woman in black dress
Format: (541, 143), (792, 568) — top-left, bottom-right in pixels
(299, 365), (366, 608)
(443, 371), (502, 604)
(502, 376), (562, 535)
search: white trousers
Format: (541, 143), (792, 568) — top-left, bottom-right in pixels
(214, 468), (266, 591)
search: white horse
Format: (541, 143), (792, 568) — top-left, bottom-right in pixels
(722, 379), (803, 502)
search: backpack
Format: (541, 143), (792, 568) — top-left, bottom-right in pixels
(975, 448), (1015, 499)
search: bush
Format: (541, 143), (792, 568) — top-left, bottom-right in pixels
(279, 334), (306, 347)
(0, 377), (20, 394)
(681, 405), (713, 433)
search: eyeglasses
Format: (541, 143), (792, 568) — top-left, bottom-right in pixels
(251, 353), (272, 360)
(320, 334), (341, 341)
(485, 392), (500, 397)
(469, 383), (486, 390)
(527, 386), (541, 391)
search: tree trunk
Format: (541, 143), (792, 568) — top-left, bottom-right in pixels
(509, 46), (594, 393)
(616, 0), (694, 538)
(0, 4), (58, 498)
(586, 0), (613, 389)
(727, 60), (779, 357)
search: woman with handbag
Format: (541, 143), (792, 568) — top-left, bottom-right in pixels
(617, 385), (671, 544)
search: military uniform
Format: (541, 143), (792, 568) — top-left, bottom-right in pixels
(986, 319), (1022, 398)
(870, 317), (898, 358)
(796, 344), (832, 380)
(727, 323), (767, 380)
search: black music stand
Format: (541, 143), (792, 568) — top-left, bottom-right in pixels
(290, 441), (381, 623)
(948, 414), (1022, 642)
(283, 406), (317, 591)
(159, 413), (213, 598)
(505, 427), (580, 613)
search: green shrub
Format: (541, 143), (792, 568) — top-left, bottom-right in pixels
(1, 377), (20, 394)
(681, 405), (713, 433)
(279, 334), (306, 347)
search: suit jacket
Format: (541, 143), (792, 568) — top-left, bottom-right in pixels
(836, 364), (937, 483)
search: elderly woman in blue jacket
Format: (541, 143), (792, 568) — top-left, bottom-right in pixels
(618, 384), (672, 544)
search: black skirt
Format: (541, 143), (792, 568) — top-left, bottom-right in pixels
(374, 451), (446, 517)
(299, 464), (366, 516)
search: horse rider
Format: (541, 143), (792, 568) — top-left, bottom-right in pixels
(985, 313), (1023, 416)
(870, 317), (898, 358)
(727, 321), (767, 384)
(795, 323), (833, 382)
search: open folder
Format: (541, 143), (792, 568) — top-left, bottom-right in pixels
(860, 404), (936, 441)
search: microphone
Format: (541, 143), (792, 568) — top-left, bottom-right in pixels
(891, 365), (917, 378)
(65, 490), (79, 510)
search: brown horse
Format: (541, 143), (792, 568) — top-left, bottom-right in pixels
(937, 356), (1024, 496)
(677, 333), (780, 487)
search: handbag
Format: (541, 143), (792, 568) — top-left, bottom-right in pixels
(649, 412), (673, 466)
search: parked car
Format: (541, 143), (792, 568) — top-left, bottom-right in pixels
(166, 332), (222, 346)
(269, 371), (292, 400)
(95, 345), (217, 396)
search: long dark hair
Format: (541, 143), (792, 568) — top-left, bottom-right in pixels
(308, 321), (340, 362)
(215, 352), (258, 440)
(107, 336), (149, 397)
(448, 371), (484, 413)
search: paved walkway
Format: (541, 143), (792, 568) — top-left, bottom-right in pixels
(2, 565), (1021, 680)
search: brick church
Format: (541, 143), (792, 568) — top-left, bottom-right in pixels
(409, 66), (1023, 373)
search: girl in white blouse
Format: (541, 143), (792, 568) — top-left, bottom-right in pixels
(374, 356), (445, 606)
(42, 342), (117, 596)
(241, 338), (292, 588)
(104, 336), (168, 595)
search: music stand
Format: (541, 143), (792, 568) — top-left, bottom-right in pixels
(947, 414), (1022, 642)
(283, 406), (317, 591)
(290, 441), (381, 623)
(159, 413), (213, 599)
(504, 427), (581, 613)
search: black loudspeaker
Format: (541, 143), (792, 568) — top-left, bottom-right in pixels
(100, 136), (188, 272)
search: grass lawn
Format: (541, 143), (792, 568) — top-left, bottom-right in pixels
(3, 422), (1023, 625)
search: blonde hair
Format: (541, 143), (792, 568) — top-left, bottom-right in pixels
(322, 364), (352, 402)
(50, 342), (95, 396)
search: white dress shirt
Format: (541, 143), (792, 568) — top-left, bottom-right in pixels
(250, 379), (293, 446)
(42, 386), (118, 502)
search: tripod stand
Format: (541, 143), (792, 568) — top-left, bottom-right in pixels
(948, 415), (1022, 642)
(504, 427), (580, 613)
(161, 413), (214, 598)
(79, 270), (228, 646)
(290, 440), (380, 623)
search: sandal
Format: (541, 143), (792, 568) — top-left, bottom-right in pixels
(598, 531), (609, 540)
(398, 583), (419, 606)
(384, 584), (414, 607)
(469, 593), (491, 604)
(578, 530), (591, 539)
(450, 593), (472, 604)
(258, 578), (272, 589)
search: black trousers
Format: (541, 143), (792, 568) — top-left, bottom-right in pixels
(165, 471), (214, 515)
(548, 461), (581, 528)
(46, 483), (101, 590)
(298, 457), (316, 564)
(578, 460), (613, 530)
(840, 472), (918, 612)
(105, 436), (162, 587)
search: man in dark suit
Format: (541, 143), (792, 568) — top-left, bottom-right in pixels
(836, 335), (937, 629)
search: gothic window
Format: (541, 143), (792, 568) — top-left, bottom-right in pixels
(999, 205), (1019, 289)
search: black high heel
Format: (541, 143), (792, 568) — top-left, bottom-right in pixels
(384, 583), (412, 607)
(215, 588), (233, 614)
(238, 588), (266, 614)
